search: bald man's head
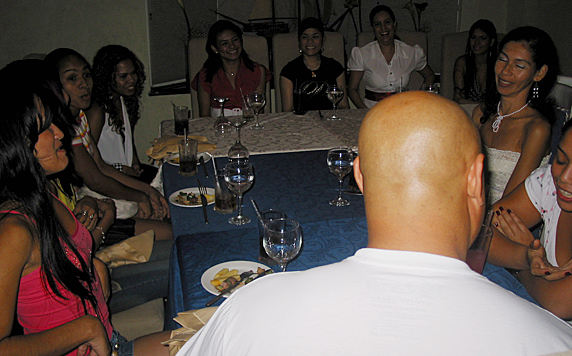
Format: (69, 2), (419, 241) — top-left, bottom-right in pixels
(355, 92), (484, 255)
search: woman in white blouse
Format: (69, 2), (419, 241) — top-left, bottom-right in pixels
(348, 5), (435, 108)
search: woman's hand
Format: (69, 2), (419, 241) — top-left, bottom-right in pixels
(146, 187), (170, 220)
(527, 239), (572, 281)
(74, 196), (99, 231)
(492, 207), (535, 245)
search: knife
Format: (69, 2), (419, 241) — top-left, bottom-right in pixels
(206, 271), (254, 306)
(196, 178), (209, 224)
(199, 155), (208, 178)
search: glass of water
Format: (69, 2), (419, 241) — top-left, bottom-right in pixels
(224, 161), (254, 225)
(263, 218), (303, 272)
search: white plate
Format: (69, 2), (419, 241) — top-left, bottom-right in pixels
(169, 187), (215, 208)
(166, 152), (211, 166)
(201, 261), (270, 297)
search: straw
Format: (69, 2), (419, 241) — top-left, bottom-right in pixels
(249, 197), (263, 222)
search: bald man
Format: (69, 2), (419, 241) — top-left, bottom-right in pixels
(177, 92), (572, 356)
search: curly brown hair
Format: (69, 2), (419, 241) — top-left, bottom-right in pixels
(92, 45), (146, 136)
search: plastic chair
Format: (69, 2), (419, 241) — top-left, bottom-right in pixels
(272, 31), (345, 112)
(188, 35), (270, 118)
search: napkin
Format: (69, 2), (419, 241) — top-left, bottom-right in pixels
(161, 307), (219, 355)
(146, 135), (216, 161)
(95, 230), (154, 268)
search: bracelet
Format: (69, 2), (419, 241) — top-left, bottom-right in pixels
(95, 226), (106, 244)
(113, 163), (123, 172)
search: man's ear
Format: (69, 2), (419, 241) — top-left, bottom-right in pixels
(467, 153), (485, 208)
(354, 156), (364, 193)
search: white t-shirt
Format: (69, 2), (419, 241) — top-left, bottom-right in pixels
(526, 164), (560, 266)
(348, 40), (427, 107)
(178, 248), (572, 356)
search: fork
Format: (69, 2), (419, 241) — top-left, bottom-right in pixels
(196, 178), (209, 224)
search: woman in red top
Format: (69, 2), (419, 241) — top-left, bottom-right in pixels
(191, 20), (270, 117)
(0, 60), (170, 355)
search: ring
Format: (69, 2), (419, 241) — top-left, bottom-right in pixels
(82, 211), (88, 216)
(89, 214), (94, 219)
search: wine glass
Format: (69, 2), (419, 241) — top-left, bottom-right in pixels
(213, 97), (232, 137)
(422, 83), (439, 94)
(327, 147), (354, 206)
(248, 91), (266, 129)
(326, 84), (344, 120)
(224, 161), (254, 225)
(227, 115), (250, 162)
(263, 218), (303, 272)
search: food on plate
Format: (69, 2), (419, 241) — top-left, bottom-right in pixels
(170, 156), (180, 164)
(210, 267), (274, 292)
(211, 268), (240, 290)
(177, 191), (200, 205)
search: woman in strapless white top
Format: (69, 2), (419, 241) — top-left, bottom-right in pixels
(473, 27), (559, 205)
(485, 146), (550, 205)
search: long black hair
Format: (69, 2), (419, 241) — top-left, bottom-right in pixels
(203, 20), (255, 83)
(43, 48), (86, 198)
(92, 45), (146, 135)
(0, 59), (98, 314)
(481, 26), (559, 125)
(463, 19), (497, 101)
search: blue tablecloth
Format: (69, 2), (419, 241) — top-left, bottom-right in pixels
(163, 150), (366, 329)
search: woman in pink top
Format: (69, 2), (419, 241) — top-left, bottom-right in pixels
(0, 60), (170, 355)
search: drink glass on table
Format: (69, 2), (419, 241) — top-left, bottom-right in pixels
(258, 209), (287, 264)
(227, 115), (250, 162)
(466, 223), (494, 274)
(263, 218), (303, 272)
(173, 105), (189, 135)
(224, 161), (254, 225)
(248, 91), (266, 130)
(422, 83), (439, 94)
(327, 147), (354, 206)
(326, 84), (344, 120)
(178, 139), (198, 176)
(214, 168), (237, 214)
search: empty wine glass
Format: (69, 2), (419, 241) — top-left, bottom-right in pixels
(248, 91), (266, 129)
(213, 97), (232, 137)
(327, 147), (354, 206)
(263, 218), (303, 272)
(326, 84), (344, 120)
(227, 115), (250, 162)
(224, 161), (254, 225)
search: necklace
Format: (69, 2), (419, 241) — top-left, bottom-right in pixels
(303, 57), (321, 78)
(492, 101), (529, 133)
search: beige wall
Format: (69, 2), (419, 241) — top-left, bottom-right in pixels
(0, 0), (190, 159)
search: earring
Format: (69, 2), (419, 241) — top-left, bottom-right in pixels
(532, 81), (540, 99)
(299, 49), (302, 53)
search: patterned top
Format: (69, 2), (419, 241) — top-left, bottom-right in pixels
(71, 110), (95, 156)
(525, 164), (559, 266)
(467, 72), (485, 102)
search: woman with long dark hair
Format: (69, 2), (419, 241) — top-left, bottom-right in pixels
(0, 59), (170, 355)
(453, 19), (498, 104)
(472, 26), (559, 205)
(88, 45), (157, 182)
(348, 4), (435, 108)
(191, 20), (271, 117)
(279, 17), (348, 112)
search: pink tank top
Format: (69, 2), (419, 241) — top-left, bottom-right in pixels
(4, 208), (112, 356)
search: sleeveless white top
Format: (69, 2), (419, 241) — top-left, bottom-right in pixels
(97, 96), (133, 167)
(485, 146), (550, 205)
